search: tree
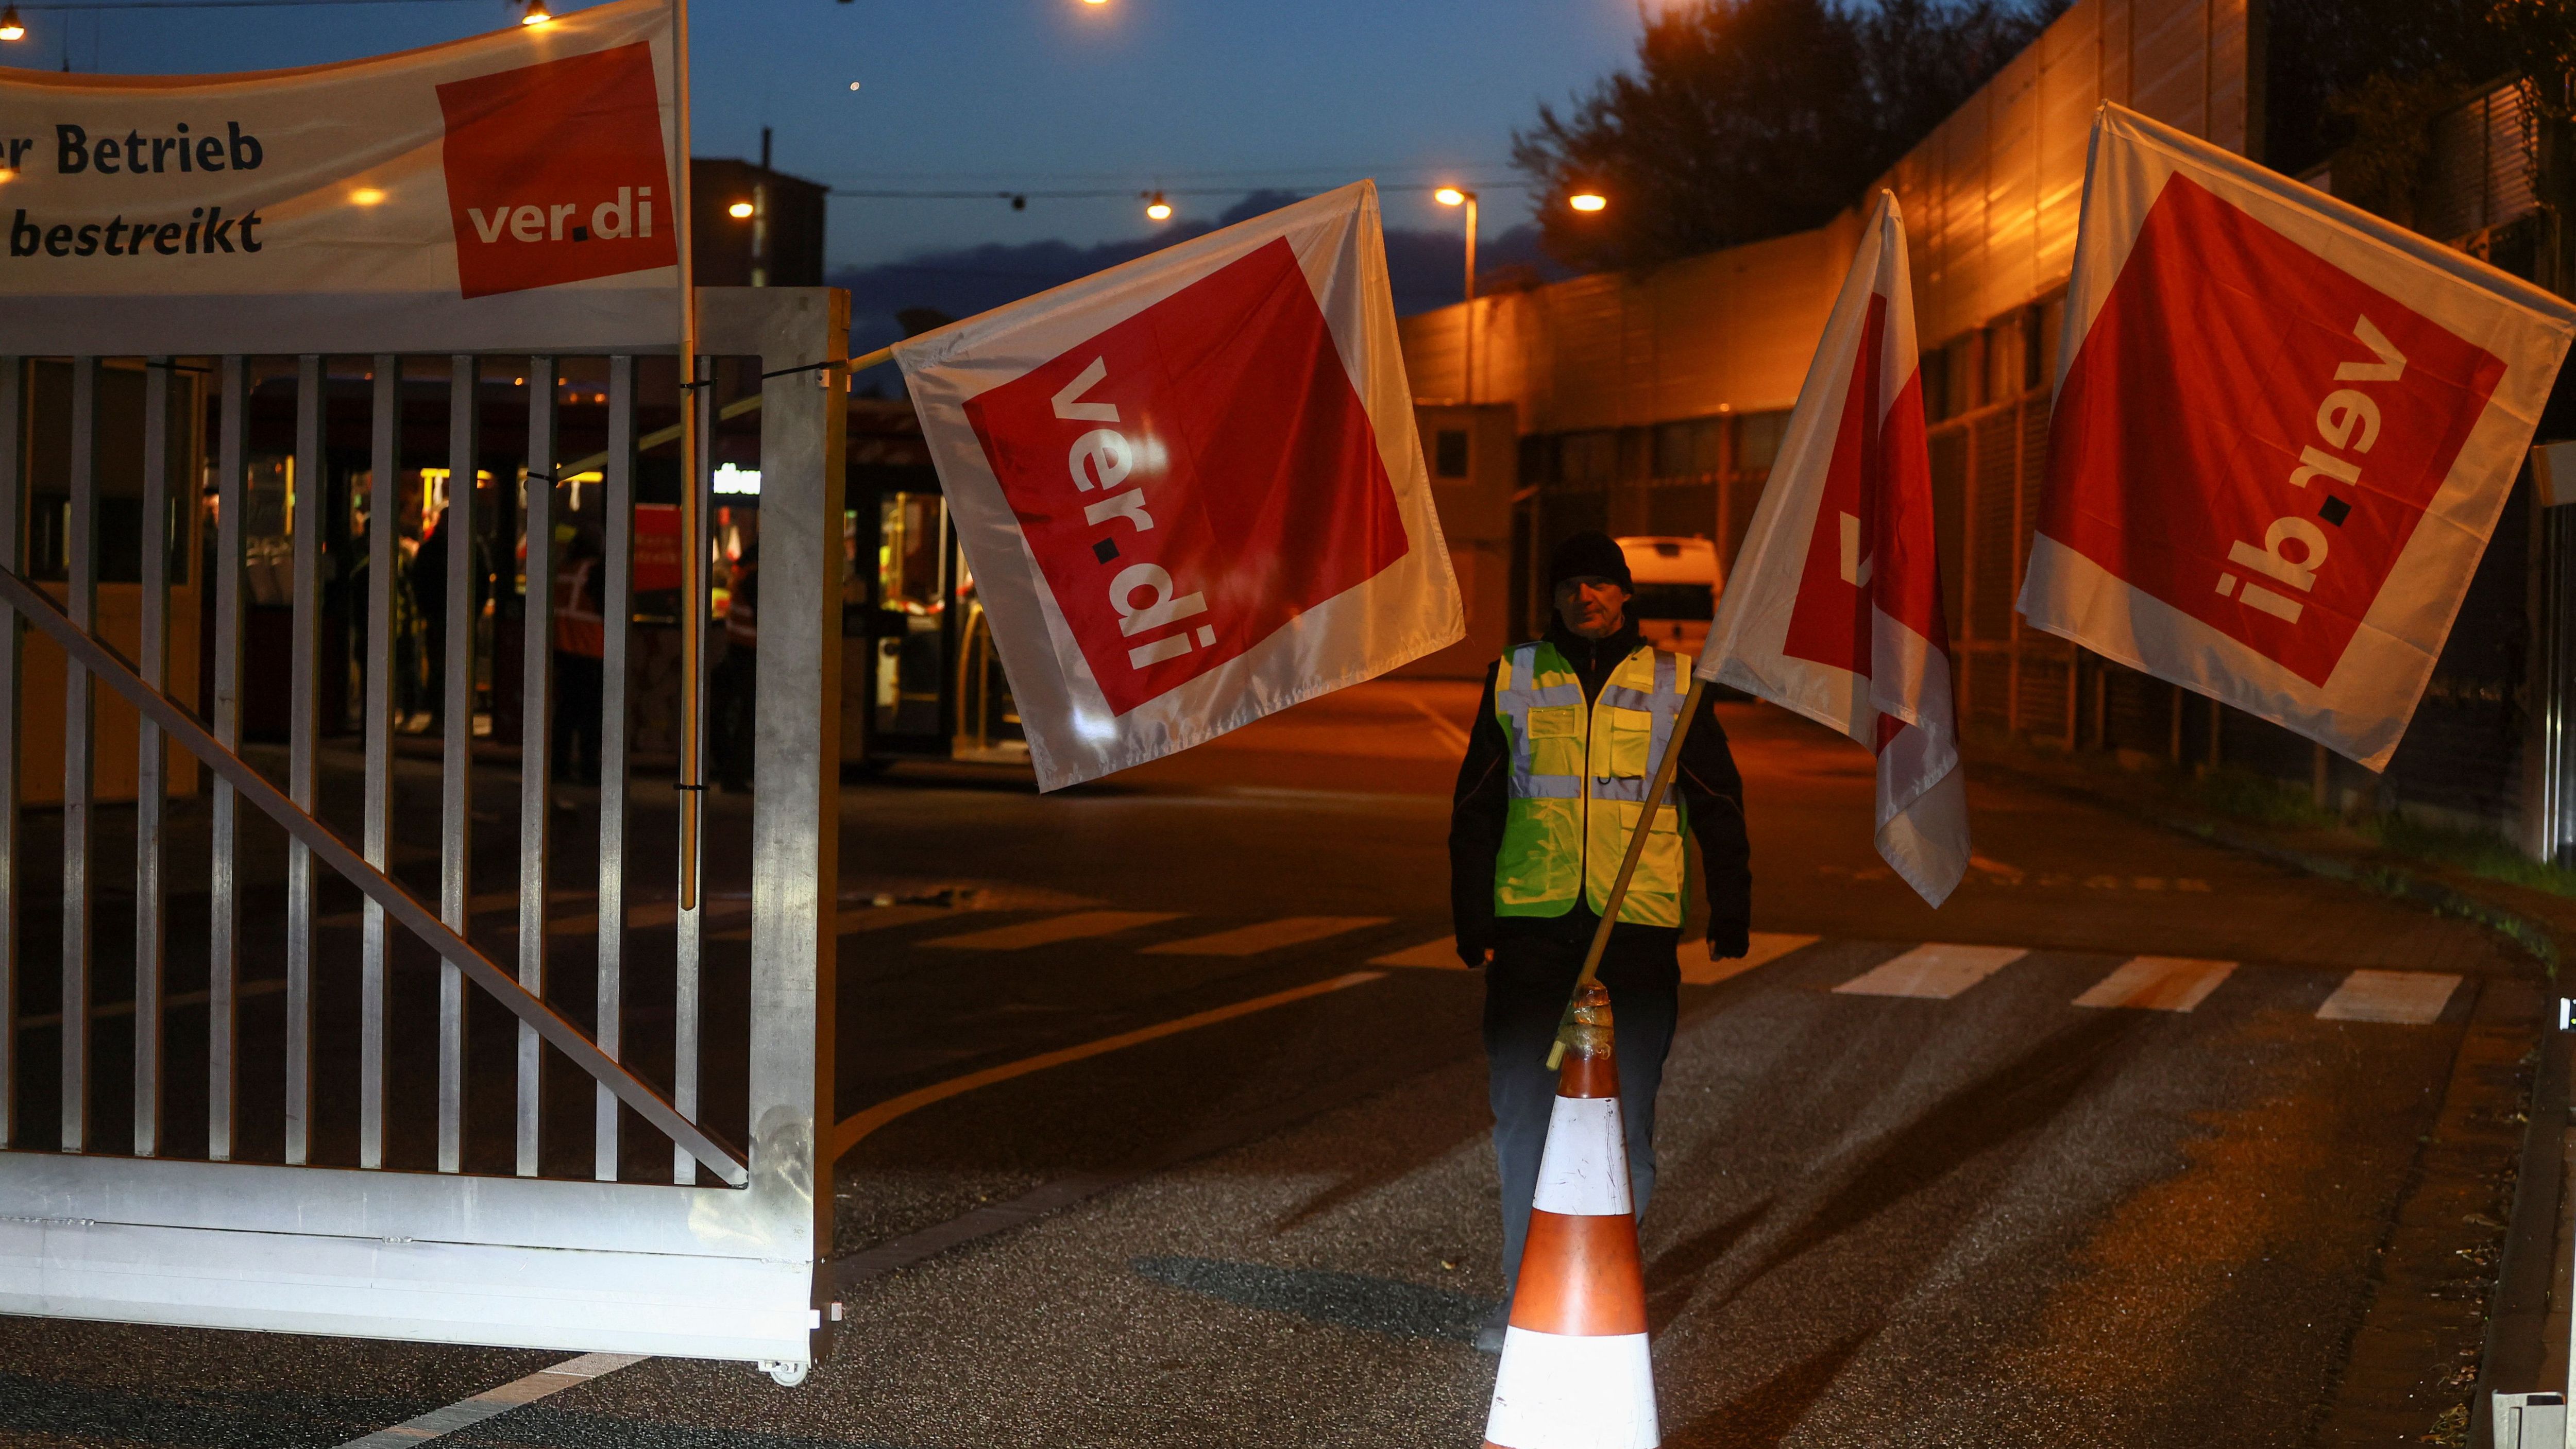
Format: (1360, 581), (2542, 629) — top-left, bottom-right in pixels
(1511, 0), (2064, 272)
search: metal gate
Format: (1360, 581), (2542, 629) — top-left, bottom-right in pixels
(0, 287), (845, 1375)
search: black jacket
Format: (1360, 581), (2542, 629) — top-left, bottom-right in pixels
(1448, 616), (1753, 966)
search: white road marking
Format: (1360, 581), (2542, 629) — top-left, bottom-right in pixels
(1408, 695), (1472, 754)
(711, 904), (950, 943)
(925, 910), (1181, 951)
(831, 970), (1388, 1160)
(1681, 931), (1818, 985)
(336, 1353), (645, 1447)
(2317, 969), (2461, 1025)
(1143, 915), (1389, 957)
(2073, 956), (2235, 1012)
(1371, 935), (1472, 969)
(1833, 944), (2026, 999)
(16, 977), (285, 1031)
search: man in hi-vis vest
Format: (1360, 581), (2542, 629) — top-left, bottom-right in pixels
(1450, 531), (1752, 1352)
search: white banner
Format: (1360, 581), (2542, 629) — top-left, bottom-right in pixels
(1698, 193), (1968, 905)
(897, 183), (1464, 791)
(2018, 103), (2576, 770)
(0, 0), (682, 354)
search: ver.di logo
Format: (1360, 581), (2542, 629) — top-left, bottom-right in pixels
(436, 42), (677, 300)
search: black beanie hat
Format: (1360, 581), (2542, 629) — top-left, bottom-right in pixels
(1548, 531), (1633, 593)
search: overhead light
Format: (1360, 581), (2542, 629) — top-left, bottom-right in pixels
(1435, 187), (1467, 207)
(520, 1), (552, 25)
(349, 187), (386, 206)
(1569, 192), (1607, 213)
(728, 200), (755, 219)
(0, 8), (24, 42)
(1144, 192), (1172, 222)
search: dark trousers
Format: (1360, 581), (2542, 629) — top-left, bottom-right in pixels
(710, 645), (756, 789)
(553, 652), (603, 785)
(1484, 932), (1678, 1298)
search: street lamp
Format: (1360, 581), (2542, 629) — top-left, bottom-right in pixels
(1144, 191), (1172, 221)
(1435, 186), (1478, 303)
(1569, 191), (1607, 213)
(520, 1), (552, 26)
(0, 8), (24, 42)
(727, 200), (755, 219)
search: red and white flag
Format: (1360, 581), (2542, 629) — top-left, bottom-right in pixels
(2019, 104), (2576, 769)
(898, 183), (1464, 790)
(1699, 192), (1968, 906)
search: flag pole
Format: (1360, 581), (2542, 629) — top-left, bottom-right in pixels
(670, 0), (705, 911)
(1545, 676), (1708, 1070)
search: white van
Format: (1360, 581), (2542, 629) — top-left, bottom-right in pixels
(1617, 535), (1723, 657)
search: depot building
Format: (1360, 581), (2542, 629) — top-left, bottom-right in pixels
(1399, 0), (2576, 864)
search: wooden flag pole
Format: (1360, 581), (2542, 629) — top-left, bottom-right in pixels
(1545, 675), (1708, 1070)
(670, 0), (706, 911)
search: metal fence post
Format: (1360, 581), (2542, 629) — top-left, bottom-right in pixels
(700, 286), (846, 1374)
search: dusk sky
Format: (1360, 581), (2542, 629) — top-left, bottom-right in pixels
(4, 0), (1647, 269)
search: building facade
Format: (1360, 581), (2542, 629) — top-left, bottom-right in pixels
(1401, 0), (2576, 855)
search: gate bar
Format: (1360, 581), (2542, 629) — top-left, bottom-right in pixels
(135, 356), (171, 1158)
(519, 356), (555, 1178)
(597, 354), (634, 1182)
(0, 556), (750, 1184)
(361, 356), (397, 1169)
(284, 355), (322, 1164)
(439, 354), (478, 1174)
(0, 358), (18, 1149)
(208, 354), (244, 1161)
(673, 356), (710, 1185)
(61, 355), (95, 1154)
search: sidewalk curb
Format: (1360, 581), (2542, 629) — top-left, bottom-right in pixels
(2146, 812), (2562, 975)
(1967, 752), (2564, 976)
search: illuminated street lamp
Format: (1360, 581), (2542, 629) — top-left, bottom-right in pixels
(1144, 191), (1172, 222)
(521, 1), (552, 26)
(1435, 186), (1478, 303)
(1568, 191), (1607, 213)
(0, 8), (25, 42)
(727, 200), (756, 219)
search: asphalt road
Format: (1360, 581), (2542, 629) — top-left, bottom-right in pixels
(0, 679), (2542, 1446)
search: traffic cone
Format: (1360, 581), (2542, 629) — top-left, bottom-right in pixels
(1483, 980), (1657, 1449)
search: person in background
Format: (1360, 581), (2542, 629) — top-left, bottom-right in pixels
(415, 502), (495, 733)
(551, 526), (606, 787)
(1448, 530), (1753, 1353)
(710, 540), (758, 793)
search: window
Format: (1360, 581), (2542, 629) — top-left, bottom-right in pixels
(1651, 417), (1725, 478)
(1736, 412), (1789, 474)
(1433, 429), (1470, 479)
(1557, 431), (1619, 486)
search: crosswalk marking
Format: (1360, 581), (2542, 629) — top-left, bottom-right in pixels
(2316, 969), (2460, 1025)
(1682, 931), (1818, 986)
(1370, 935), (1470, 969)
(1143, 915), (1390, 957)
(1833, 943), (2026, 1000)
(926, 910), (1183, 951)
(2073, 956), (2236, 1012)
(713, 904), (952, 943)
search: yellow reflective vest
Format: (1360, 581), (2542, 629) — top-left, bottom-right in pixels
(1490, 639), (1691, 927)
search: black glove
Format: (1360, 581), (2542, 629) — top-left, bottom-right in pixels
(1456, 933), (1492, 968)
(1707, 926), (1749, 961)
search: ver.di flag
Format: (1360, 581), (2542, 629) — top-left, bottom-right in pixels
(1698, 192), (1968, 906)
(898, 183), (1464, 791)
(2018, 103), (2576, 770)
(0, 0), (684, 355)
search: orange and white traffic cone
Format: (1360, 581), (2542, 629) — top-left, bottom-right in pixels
(1483, 980), (1656, 1449)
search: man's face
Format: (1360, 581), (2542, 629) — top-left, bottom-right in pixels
(1554, 576), (1629, 640)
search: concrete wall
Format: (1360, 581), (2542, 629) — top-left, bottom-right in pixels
(1398, 0), (2256, 426)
